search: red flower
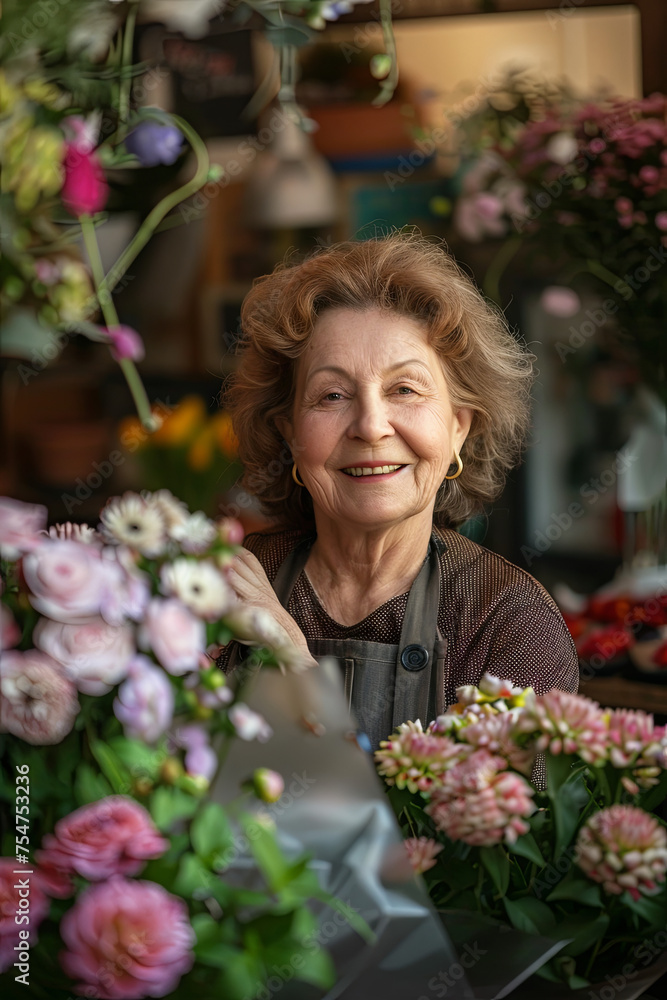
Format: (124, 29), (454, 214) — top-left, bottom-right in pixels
(62, 142), (108, 217)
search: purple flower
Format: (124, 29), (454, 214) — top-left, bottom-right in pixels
(125, 121), (184, 167)
(114, 655), (174, 743)
(105, 325), (145, 362)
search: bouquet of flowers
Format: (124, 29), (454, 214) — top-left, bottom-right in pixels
(119, 396), (243, 517)
(0, 490), (352, 1000)
(450, 71), (667, 405)
(376, 674), (667, 992)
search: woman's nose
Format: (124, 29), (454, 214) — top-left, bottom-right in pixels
(346, 392), (395, 442)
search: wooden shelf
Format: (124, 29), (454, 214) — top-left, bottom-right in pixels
(579, 675), (667, 715)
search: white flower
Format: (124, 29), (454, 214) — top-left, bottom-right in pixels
(99, 493), (167, 557)
(545, 132), (578, 165)
(143, 490), (189, 534)
(171, 511), (217, 554)
(48, 523), (98, 544)
(229, 703), (272, 742)
(160, 559), (234, 620)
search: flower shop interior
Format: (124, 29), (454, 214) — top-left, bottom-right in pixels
(2, 2), (667, 999)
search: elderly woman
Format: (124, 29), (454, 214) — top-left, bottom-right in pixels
(219, 233), (578, 749)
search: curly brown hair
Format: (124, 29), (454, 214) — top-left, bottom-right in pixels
(225, 232), (534, 530)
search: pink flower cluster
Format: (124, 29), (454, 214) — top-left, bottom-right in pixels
(375, 720), (470, 794)
(404, 837), (443, 875)
(515, 688), (609, 764)
(425, 749), (535, 847)
(575, 805), (667, 901)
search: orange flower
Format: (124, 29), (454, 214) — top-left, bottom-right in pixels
(211, 411), (239, 458)
(151, 396), (206, 446)
(187, 425), (215, 471)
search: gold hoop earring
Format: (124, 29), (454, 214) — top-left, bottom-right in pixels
(292, 463), (305, 487)
(444, 451), (463, 480)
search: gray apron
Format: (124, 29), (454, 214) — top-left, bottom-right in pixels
(270, 531), (448, 750)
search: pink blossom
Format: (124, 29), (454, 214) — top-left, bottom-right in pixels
(655, 211), (667, 231)
(404, 837), (443, 875)
(639, 165), (660, 185)
(114, 655), (174, 743)
(0, 497), (47, 560)
(516, 689), (609, 765)
(170, 724), (218, 783)
(22, 539), (112, 624)
(36, 797), (167, 883)
(1, 605), (20, 649)
(0, 860), (50, 973)
(228, 702), (273, 742)
(454, 192), (507, 242)
(607, 709), (666, 789)
(540, 286), (581, 319)
(139, 597), (206, 675)
(105, 325), (145, 363)
(99, 546), (151, 626)
(575, 805), (667, 900)
(454, 707), (536, 776)
(375, 720), (470, 794)
(426, 750), (535, 847)
(62, 141), (108, 217)
(217, 516), (245, 546)
(615, 197), (633, 214)
(0, 650), (79, 745)
(34, 617), (134, 695)
(60, 876), (195, 999)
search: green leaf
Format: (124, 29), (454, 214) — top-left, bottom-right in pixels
(551, 911), (609, 957)
(197, 942), (241, 970)
(74, 763), (112, 805)
(623, 891), (667, 928)
(172, 852), (217, 898)
(191, 802), (234, 862)
(547, 878), (602, 908)
(638, 771), (667, 812)
(546, 753), (577, 796)
(552, 770), (590, 859)
(191, 913), (220, 950)
(480, 846), (510, 897)
(504, 896), (557, 935)
(108, 737), (163, 781)
(89, 739), (130, 793)
(149, 786), (199, 831)
(509, 831), (545, 866)
(239, 812), (290, 892)
(291, 944), (336, 990)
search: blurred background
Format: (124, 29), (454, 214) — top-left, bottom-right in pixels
(2, 0), (666, 709)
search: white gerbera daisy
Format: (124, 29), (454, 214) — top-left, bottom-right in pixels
(160, 558), (234, 620)
(143, 489), (189, 533)
(48, 523), (98, 544)
(99, 493), (167, 557)
(171, 511), (217, 554)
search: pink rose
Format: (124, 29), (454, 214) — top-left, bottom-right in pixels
(36, 797), (167, 882)
(0, 497), (47, 560)
(0, 650), (79, 745)
(114, 655), (174, 743)
(23, 539), (112, 623)
(62, 141), (108, 217)
(139, 597), (206, 675)
(60, 877), (195, 999)
(34, 617), (135, 695)
(0, 860), (50, 973)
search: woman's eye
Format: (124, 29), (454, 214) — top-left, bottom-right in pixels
(396, 386), (415, 395)
(323, 392), (343, 401)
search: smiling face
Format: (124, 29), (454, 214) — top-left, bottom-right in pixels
(276, 307), (473, 533)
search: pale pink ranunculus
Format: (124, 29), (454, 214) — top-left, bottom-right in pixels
(454, 191), (507, 243)
(60, 876), (195, 999)
(0, 859), (50, 973)
(22, 539), (111, 624)
(425, 749), (535, 847)
(139, 597), (206, 675)
(575, 805), (667, 901)
(0, 650), (79, 745)
(114, 655), (174, 744)
(33, 617), (134, 695)
(404, 836), (444, 875)
(0, 497), (47, 560)
(1, 605), (20, 650)
(36, 797), (167, 882)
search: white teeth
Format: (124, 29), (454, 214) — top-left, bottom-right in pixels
(342, 464), (402, 477)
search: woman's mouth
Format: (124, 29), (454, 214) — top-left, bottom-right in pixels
(340, 464), (405, 478)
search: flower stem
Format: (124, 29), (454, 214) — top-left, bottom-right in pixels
(118, 1), (138, 131)
(99, 115), (210, 297)
(80, 213), (155, 429)
(372, 0), (399, 108)
(483, 234), (523, 304)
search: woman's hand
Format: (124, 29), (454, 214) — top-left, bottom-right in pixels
(227, 549), (315, 666)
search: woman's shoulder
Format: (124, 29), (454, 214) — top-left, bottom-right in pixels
(432, 525), (562, 615)
(241, 526), (312, 583)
